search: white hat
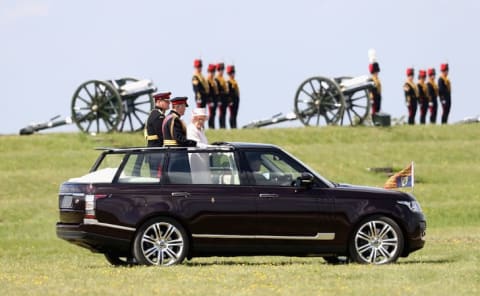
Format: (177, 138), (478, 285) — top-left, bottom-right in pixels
(368, 48), (377, 63)
(192, 108), (208, 118)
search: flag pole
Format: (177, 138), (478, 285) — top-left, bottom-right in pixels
(411, 161), (415, 193)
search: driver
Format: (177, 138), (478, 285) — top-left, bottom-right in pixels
(246, 153), (270, 185)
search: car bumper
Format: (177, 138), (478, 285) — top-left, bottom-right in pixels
(404, 218), (427, 256)
(411, 219), (427, 248)
(56, 223), (132, 254)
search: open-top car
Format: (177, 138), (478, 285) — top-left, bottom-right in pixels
(56, 142), (426, 266)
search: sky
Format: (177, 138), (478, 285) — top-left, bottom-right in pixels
(1, 0), (479, 135)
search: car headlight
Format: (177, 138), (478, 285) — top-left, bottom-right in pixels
(397, 200), (423, 213)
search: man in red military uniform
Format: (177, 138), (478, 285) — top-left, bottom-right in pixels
(215, 63), (228, 129)
(162, 97), (197, 147)
(192, 59), (209, 108)
(368, 62), (382, 116)
(417, 70), (429, 124)
(404, 68), (419, 125)
(206, 64), (218, 129)
(226, 65), (240, 129)
(426, 68), (439, 124)
(438, 63), (451, 124)
(144, 92), (171, 147)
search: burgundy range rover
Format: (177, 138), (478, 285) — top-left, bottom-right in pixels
(56, 142), (426, 266)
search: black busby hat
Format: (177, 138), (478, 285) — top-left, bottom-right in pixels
(369, 62), (380, 74)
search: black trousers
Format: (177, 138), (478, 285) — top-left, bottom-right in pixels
(441, 98), (451, 124)
(218, 98), (228, 129)
(228, 98), (239, 129)
(408, 100), (418, 125)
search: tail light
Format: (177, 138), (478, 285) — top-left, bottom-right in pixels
(84, 194), (108, 219)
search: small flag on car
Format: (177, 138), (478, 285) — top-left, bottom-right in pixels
(384, 162), (414, 189)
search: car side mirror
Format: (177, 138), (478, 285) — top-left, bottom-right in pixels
(294, 172), (314, 188)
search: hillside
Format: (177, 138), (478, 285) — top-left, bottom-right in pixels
(0, 124), (479, 295)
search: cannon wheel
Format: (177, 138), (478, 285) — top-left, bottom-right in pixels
(71, 80), (123, 133)
(294, 76), (345, 126)
(118, 78), (154, 132)
(341, 89), (371, 125)
(335, 77), (371, 126)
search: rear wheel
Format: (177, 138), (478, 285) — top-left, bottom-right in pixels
(349, 216), (404, 264)
(133, 217), (188, 266)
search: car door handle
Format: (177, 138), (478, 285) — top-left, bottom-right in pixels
(259, 193), (278, 198)
(171, 192), (191, 198)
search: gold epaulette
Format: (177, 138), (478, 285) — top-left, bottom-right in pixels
(163, 140), (178, 146)
(145, 135), (159, 141)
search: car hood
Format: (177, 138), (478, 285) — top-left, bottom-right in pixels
(333, 183), (414, 200)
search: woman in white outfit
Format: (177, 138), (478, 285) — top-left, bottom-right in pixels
(187, 108), (208, 146)
(187, 108), (210, 183)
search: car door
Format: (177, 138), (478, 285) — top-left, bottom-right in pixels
(242, 150), (335, 254)
(164, 150), (258, 254)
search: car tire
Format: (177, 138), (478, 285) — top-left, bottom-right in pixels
(133, 217), (189, 266)
(349, 216), (404, 264)
(104, 252), (137, 266)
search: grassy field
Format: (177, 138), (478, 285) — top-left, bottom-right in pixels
(0, 125), (479, 295)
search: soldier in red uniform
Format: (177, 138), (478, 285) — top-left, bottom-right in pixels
(404, 68), (419, 125)
(226, 65), (240, 129)
(426, 68), (439, 124)
(144, 92), (171, 147)
(438, 63), (451, 124)
(192, 59), (209, 108)
(368, 62), (382, 116)
(206, 64), (218, 129)
(417, 70), (429, 124)
(162, 97), (197, 147)
(215, 63), (228, 129)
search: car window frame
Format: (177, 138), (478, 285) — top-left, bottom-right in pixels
(240, 148), (332, 188)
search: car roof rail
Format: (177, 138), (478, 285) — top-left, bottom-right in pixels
(211, 141), (234, 147)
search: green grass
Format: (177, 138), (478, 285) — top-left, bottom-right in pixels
(1, 125), (479, 295)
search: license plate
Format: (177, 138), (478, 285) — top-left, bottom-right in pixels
(61, 195), (73, 208)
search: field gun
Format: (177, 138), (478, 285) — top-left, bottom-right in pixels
(19, 77), (157, 135)
(243, 75), (375, 128)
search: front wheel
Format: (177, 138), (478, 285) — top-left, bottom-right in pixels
(349, 216), (404, 264)
(104, 252), (137, 266)
(133, 217), (189, 266)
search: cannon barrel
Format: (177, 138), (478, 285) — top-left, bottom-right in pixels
(19, 116), (73, 135)
(338, 75), (375, 95)
(242, 112), (297, 128)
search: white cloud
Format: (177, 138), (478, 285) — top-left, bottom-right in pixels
(0, 0), (49, 25)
